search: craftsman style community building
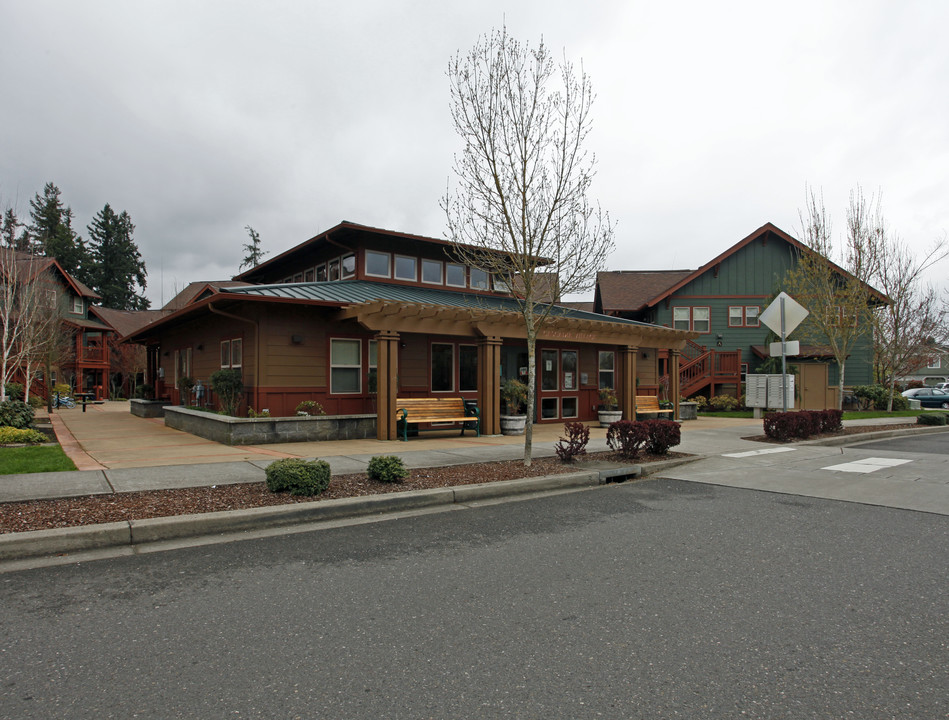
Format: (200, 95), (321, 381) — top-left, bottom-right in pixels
(127, 222), (697, 439)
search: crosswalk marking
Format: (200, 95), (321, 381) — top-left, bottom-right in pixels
(822, 457), (912, 474)
(723, 447), (796, 458)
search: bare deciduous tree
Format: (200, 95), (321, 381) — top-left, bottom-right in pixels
(784, 187), (885, 409)
(443, 27), (614, 464)
(0, 248), (43, 401)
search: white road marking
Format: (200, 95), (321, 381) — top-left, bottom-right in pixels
(723, 447), (797, 458)
(822, 457), (912, 474)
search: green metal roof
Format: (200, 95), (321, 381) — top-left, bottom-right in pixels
(224, 280), (663, 329)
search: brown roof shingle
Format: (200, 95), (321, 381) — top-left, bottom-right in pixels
(596, 270), (693, 313)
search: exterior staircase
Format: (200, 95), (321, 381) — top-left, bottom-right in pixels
(665, 340), (742, 399)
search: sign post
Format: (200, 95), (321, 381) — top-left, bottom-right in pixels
(759, 292), (809, 413)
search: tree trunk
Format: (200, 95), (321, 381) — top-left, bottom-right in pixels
(524, 319), (536, 466)
(837, 361), (846, 411)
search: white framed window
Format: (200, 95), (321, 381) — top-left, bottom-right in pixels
(562, 397), (578, 418)
(431, 343), (454, 391)
(71, 296), (84, 314)
(220, 340), (231, 368)
(328, 259), (340, 281)
(330, 339), (361, 394)
(541, 349), (558, 391)
(304, 268), (314, 282)
(692, 307), (710, 333)
(745, 306), (760, 327)
(341, 253), (356, 279)
(928, 356), (941, 369)
(394, 255), (416, 281)
(673, 307), (691, 331)
(470, 267), (489, 290)
(541, 397), (559, 419)
(446, 263), (466, 287)
(368, 340), (378, 393)
(365, 250), (391, 278)
(421, 259), (443, 285)
(316, 264), (327, 282)
(493, 274), (512, 293)
(230, 339), (243, 368)
(293, 273), (303, 283)
(599, 351), (615, 390)
(728, 306), (743, 327)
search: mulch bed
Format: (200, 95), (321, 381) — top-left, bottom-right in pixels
(0, 450), (679, 534)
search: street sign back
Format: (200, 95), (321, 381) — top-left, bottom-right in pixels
(760, 292), (808, 336)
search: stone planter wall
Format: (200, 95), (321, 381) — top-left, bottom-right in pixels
(130, 399), (173, 418)
(164, 407), (376, 445)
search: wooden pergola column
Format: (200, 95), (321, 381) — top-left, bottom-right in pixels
(622, 346), (639, 420)
(670, 349), (681, 421)
(375, 330), (400, 440)
(477, 336), (502, 435)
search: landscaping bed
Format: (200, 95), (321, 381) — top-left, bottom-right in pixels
(0, 450), (678, 534)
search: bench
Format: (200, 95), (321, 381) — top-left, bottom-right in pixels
(396, 397), (480, 441)
(635, 395), (675, 418)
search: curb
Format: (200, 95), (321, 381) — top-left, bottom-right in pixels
(795, 424), (949, 448)
(0, 469), (627, 562)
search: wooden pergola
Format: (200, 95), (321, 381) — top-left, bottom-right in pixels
(336, 300), (690, 440)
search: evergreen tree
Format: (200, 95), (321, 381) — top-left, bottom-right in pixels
(240, 225), (267, 270)
(87, 203), (150, 310)
(1, 209), (30, 251)
(28, 182), (91, 282)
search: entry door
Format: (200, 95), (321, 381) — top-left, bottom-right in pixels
(799, 363), (829, 410)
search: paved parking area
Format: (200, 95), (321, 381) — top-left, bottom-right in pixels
(660, 432), (949, 515)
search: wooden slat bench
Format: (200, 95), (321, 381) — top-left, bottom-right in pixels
(396, 397), (480, 441)
(635, 395), (675, 418)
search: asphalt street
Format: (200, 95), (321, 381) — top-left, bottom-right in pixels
(1, 477), (946, 719)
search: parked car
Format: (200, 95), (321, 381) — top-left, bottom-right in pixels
(904, 387), (949, 409)
(901, 387), (929, 398)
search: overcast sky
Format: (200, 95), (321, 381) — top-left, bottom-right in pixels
(3, 0), (947, 307)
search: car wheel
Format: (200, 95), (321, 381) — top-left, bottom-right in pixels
(942, 402), (949, 410)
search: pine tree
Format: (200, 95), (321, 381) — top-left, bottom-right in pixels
(87, 203), (150, 310)
(240, 225), (267, 270)
(28, 182), (91, 283)
(1, 209), (30, 251)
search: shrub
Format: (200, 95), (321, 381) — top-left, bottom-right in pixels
(598, 387), (618, 409)
(500, 378), (528, 415)
(0, 400), (34, 430)
(889, 394), (909, 411)
(606, 420), (649, 459)
(247, 407), (271, 418)
(265, 458), (331, 496)
(29, 395), (46, 409)
(643, 419), (681, 455)
(0, 426), (48, 445)
(818, 409), (843, 433)
(708, 394), (740, 412)
(210, 368), (244, 417)
(763, 410), (843, 441)
(52, 383), (72, 396)
(687, 395), (708, 411)
(4, 383), (24, 401)
(135, 383), (154, 399)
(555, 421), (590, 462)
(917, 413), (947, 426)
(367, 455), (409, 483)
(295, 400), (326, 416)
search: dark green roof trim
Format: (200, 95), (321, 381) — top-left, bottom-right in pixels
(225, 280), (662, 329)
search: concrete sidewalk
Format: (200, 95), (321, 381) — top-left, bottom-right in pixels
(9, 402), (764, 502)
(5, 401), (920, 505)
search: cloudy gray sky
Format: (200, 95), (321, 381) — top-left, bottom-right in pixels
(3, 0), (947, 307)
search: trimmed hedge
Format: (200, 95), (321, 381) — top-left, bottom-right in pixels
(607, 419), (681, 459)
(763, 409), (843, 441)
(367, 455), (409, 483)
(917, 413), (947, 426)
(265, 458), (331, 496)
(0, 426), (48, 445)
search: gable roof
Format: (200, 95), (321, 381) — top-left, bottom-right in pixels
(643, 222), (889, 307)
(596, 270), (693, 313)
(163, 280), (252, 311)
(92, 307), (169, 338)
(8, 250), (100, 300)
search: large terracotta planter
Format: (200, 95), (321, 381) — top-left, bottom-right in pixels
(500, 414), (527, 435)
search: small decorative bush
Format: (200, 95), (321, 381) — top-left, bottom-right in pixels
(598, 387), (618, 409)
(0, 400), (34, 430)
(642, 419), (681, 455)
(500, 378), (528, 415)
(52, 383), (72, 396)
(889, 394), (909, 411)
(0, 426), (48, 445)
(265, 458), (331, 496)
(4, 383), (24, 401)
(295, 400), (326, 416)
(708, 394), (740, 412)
(555, 422), (590, 462)
(247, 407), (271, 418)
(917, 413), (947, 426)
(687, 395), (708, 411)
(367, 455), (409, 483)
(29, 395), (46, 409)
(210, 368), (244, 417)
(606, 420), (649, 459)
(763, 410), (843, 441)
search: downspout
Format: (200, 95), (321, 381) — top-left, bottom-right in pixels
(209, 303), (260, 411)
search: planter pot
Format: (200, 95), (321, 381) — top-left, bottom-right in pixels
(598, 409), (623, 428)
(500, 414), (527, 435)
